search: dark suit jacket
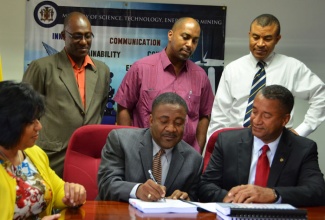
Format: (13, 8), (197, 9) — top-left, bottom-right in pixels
(97, 128), (203, 202)
(22, 49), (110, 177)
(198, 128), (325, 207)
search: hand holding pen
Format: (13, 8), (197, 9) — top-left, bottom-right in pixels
(135, 171), (166, 202)
(148, 169), (166, 202)
(148, 169), (188, 201)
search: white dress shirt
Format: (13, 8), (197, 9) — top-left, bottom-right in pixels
(248, 135), (281, 184)
(248, 135), (283, 203)
(207, 52), (325, 142)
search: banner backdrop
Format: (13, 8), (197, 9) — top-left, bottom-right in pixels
(25, 0), (226, 124)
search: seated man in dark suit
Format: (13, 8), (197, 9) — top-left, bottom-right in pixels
(97, 92), (203, 202)
(198, 85), (325, 207)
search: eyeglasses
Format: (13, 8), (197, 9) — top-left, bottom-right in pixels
(64, 30), (94, 41)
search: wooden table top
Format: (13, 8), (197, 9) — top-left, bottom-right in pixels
(60, 201), (325, 220)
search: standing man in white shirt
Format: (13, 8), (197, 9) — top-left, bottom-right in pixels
(207, 13), (325, 144)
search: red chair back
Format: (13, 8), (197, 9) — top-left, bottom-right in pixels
(203, 127), (242, 172)
(63, 124), (134, 200)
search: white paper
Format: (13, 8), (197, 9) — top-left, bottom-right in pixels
(129, 198), (198, 213)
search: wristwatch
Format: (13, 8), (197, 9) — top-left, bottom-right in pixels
(272, 188), (279, 202)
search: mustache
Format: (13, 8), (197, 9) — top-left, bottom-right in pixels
(161, 132), (177, 138)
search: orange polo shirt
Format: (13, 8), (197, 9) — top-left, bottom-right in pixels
(67, 53), (95, 109)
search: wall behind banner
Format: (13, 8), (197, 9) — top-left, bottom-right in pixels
(0, 0), (324, 174)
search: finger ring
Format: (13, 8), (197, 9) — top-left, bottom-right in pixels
(147, 194), (151, 199)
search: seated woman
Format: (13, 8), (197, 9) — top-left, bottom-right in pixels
(0, 81), (86, 220)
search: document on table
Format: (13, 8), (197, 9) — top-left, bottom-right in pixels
(129, 198), (198, 213)
(128, 205), (198, 218)
(214, 203), (307, 220)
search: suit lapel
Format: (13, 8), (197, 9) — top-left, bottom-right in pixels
(85, 60), (98, 111)
(268, 129), (292, 186)
(237, 130), (254, 184)
(164, 143), (184, 190)
(138, 130), (186, 190)
(139, 129), (154, 180)
(57, 50), (84, 110)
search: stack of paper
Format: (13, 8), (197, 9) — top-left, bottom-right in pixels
(129, 198), (198, 213)
(128, 205), (198, 218)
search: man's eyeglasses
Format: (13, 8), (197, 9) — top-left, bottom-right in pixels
(64, 30), (94, 41)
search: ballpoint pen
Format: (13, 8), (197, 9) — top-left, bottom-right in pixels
(148, 169), (166, 202)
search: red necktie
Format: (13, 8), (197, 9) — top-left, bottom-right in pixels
(255, 145), (270, 187)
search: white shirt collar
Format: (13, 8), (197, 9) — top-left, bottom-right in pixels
(249, 51), (275, 67)
(253, 133), (282, 156)
(152, 139), (173, 157)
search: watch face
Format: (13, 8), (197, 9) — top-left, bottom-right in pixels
(273, 189), (279, 201)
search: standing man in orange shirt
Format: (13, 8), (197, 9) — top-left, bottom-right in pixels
(23, 12), (110, 177)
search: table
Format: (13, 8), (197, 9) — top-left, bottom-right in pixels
(60, 201), (325, 220)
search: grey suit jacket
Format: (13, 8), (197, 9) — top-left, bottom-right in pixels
(22, 49), (110, 176)
(97, 128), (203, 202)
(198, 128), (325, 207)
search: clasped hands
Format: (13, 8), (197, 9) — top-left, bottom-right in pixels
(62, 182), (87, 207)
(136, 179), (189, 201)
(41, 182), (87, 220)
(223, 184), (276, 203)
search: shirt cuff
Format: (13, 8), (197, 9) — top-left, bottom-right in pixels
(295, 123), (312, 137)
(130, 183), (141, 198)
(275, 195), (282, 204)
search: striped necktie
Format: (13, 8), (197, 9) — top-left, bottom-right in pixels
(243, 61), (266, 127)
(152, 149), (165, 185)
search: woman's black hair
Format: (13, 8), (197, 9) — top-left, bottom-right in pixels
(0, 80), (45, 149)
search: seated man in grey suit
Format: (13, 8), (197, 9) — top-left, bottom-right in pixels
(198, 85), (325, 207)
(97, 92), (203, 202)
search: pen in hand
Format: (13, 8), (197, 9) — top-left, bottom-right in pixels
(148, 169), (166, 202)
